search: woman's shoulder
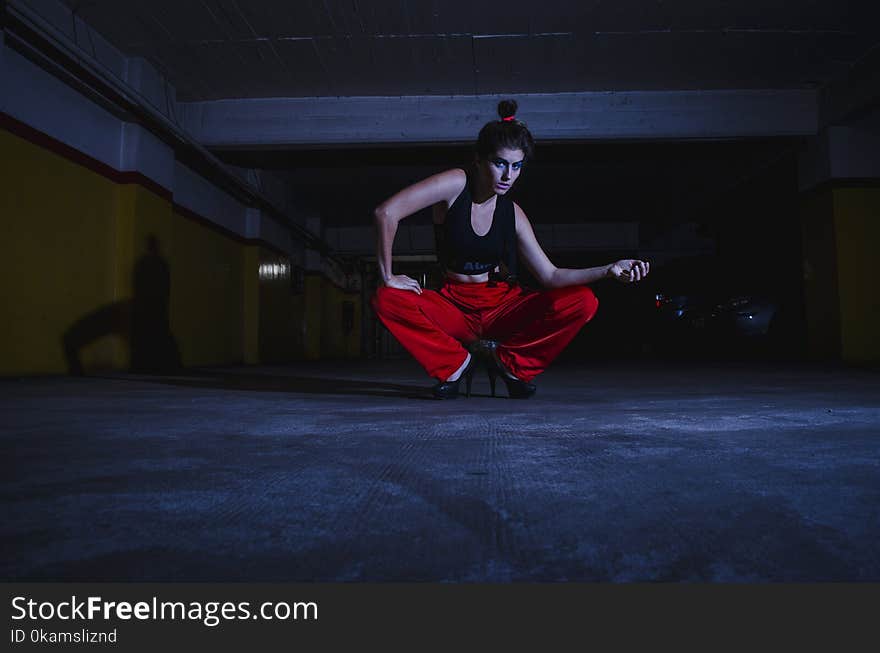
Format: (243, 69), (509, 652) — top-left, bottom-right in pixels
(444, 167), (468, 192)
(437, 167), (469, 208)
(430, 168), (469, 225)
(511, 201), (531, 233)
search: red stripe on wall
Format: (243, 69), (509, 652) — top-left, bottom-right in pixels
(0, 109), (134, 187)
(1, 110), (290, 259)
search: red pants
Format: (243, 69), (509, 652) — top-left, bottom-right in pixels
(371, 279), (599, 382)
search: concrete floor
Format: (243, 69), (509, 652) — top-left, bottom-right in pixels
(3, 358), (879, 582)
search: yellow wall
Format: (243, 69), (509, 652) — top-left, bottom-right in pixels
(800, 184), (880, 363)
(301, 273), (362, 360)
(169, 207), (245, 367)
(2, 124), (360, 375)
(833, 187), (880, 362)
(321, 281), (361, 359)
(0, 128), (120, 374)
(243, 245), (260, 364)
(257, 248), (305, 363)
(303, 274), (323, 360)
(0, 126), (253, 375)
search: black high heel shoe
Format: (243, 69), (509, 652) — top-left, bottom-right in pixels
(485, 342), (536, 399)
(469, 340), (536, 399)
(431, 355), (477, 399)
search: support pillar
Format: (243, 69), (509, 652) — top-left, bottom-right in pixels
(798, 121), (880, 363)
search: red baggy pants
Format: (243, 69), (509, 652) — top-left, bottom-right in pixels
(371, 279), (599, 382)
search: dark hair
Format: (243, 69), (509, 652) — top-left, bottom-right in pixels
(475, 99), (535, 162)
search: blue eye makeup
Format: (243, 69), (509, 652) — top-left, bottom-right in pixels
(491, 158), (524, 170)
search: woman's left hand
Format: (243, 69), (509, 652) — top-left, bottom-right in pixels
(608, 259), (650, 283)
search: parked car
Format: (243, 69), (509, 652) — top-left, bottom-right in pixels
(708, 295), (777, 339)
(647, 256), (780, 357)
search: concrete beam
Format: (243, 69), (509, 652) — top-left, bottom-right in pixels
(819, 43), (880, 129)
(180, 91), (818, 148)
(798, 104), (880, 191)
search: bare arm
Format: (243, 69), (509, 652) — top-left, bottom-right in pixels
(514, 203), (650, 288)
(374, 168), (466, 293)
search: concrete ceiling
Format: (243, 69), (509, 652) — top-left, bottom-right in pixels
(60, 0), (880, 101)
(47, 1), (877, 232)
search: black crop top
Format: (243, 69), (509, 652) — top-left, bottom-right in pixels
(435, 168), (518, 278)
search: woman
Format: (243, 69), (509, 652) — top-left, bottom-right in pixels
(372, 99), (650, 399)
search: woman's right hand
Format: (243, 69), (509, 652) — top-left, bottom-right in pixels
(383, 274), (423, 295)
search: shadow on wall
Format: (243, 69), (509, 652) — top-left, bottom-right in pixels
(62, 235), (182, 375)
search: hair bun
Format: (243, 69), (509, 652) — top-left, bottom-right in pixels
(497, 99), (518, 121)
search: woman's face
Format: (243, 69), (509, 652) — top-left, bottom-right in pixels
(478, 147), (525, 196)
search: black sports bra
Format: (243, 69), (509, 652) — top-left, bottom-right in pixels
(435, 168), (517, 278)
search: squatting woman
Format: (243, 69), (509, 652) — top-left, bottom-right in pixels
(372, 100), (650, 399)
